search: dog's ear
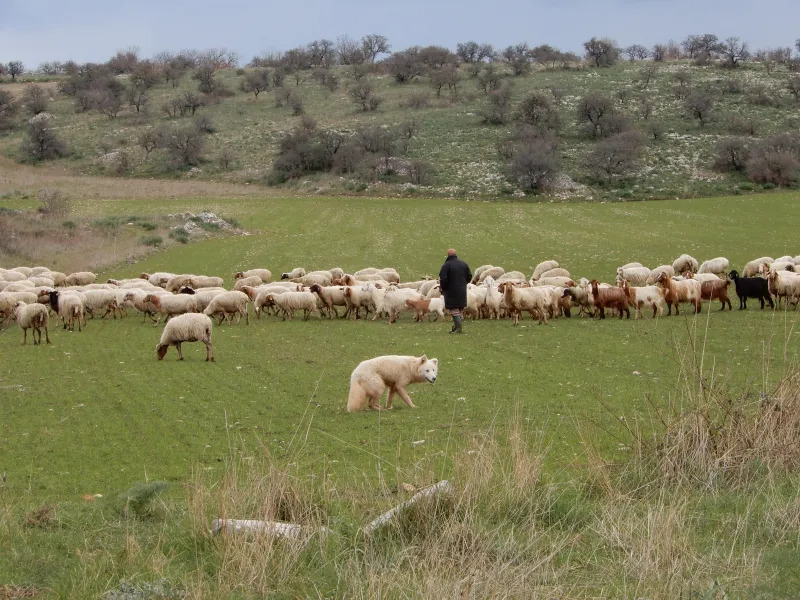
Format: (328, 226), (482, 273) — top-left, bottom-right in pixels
(431, 358), (438, 365)
(419, 355), (427, 363)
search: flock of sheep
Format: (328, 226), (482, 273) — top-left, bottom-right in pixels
(1, 253), (799, 359)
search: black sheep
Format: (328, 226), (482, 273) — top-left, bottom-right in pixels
(728, 270), (774, 310)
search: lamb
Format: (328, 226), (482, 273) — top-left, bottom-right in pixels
(742, 257), (775, 278)
(672, 254), (699, 275)
(156, 313), (214, 362)
(234, 268), (272, 283)
(499, 282), (551, 325)
(767, 270), (800, 308)
(531, 260), (559, 281)
(620, 281), (664, 318)
(203, 291), (249, 325)
(233, 276), (264, 291)
(700, 279), (732, 311)
(657, 273), (701, 315)
(405, 297), (445, 322)
(590, 280), (630, 319)
(262, 291), (319, 320)
(728, 270), (773, 310)
(48, 290), (85, 331)
(144, 293), (200, 325)
(698, 257), (730, 276)
(309, 284), (347, 318)
(616, 266), (651, 287)
(12, 301), (50, 345)
(251, 287), (299, 317)
(538, 268), (571, 280)
(281, 267), (306, 280)
(64, 271), (97, 286)
(645, 265), (676, 285)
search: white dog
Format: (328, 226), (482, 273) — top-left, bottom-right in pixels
(347, 355), (438, 412)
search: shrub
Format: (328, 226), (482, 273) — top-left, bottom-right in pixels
(478, 82), (513, 125)
(712, 137), (751, 172)
(408, 159), (434, 185)
(727, 115), (758, 136)
(21, 84), (48, 116)
(38, 188), (71, 215)
(585, 130), (646, 183)
(169, 227), (189, 244)
(349, 82), (382, 111)
(403, 92), (430, 109)
(576, 93), (616, 138)
(21, 119), (67, 162)
(515, 90), (561, 133)
(138, 235), (163, 247)
(118, 481), (168, 518)
(509, 137), (560, 192)
(160, 125), (204, 167)
(289, 93), (305, 115)
(685, 90), (715, 128)
(194, 115), (215, 134)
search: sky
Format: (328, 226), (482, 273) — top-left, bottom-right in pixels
(1, 0), (798, 67)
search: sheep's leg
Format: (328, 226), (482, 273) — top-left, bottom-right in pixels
(44, 325), (50, 344)
(244, 307), (249, 325)
(22, 328), (27, 345)
(176, 342), (184, 360)
(204, 341), (214, 362)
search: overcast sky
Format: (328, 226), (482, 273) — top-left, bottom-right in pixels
(1, 0), (798, 67)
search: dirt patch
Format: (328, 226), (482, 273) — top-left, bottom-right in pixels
(0, 81), (59, 100)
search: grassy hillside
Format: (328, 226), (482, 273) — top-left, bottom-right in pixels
(1, 59), (798, 201)
(1, 191), (800, 597)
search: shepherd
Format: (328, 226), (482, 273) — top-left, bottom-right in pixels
(438, 248), (472, 334)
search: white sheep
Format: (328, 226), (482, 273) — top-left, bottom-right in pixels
(471, 265), (495, 284)
(767, 270), (800, 308)
(27, 276), (54, 288)
(419, 279), (440, 297)
(181, 288), (226, 311)
(672, 254), (699, 275)
(621, 282), (665, 319)
(477, 266), (505, 283)
(309, 284), (348, 318)
(45, 271), (67, 286)
(233, 276), (264, 291)
(10, 266), (32, 276)
(371, 286), (423, 323)
(188, 275), (224, 289)
(533, 276), (575, 288)
(144, 294), (200, 325)
(262, 291), (319, 320)
(234, 268), (272, 283)
(531, 260), (559, 281)
(538, 268), (571, 280)
(140, 272), (176, 288)
(281, 267), (306, 280)
(618, 262), (644, 270)
(293, 272), (333, 287)
(766, 261), (795, 275)
(482, 277), (502, 319)
(616, 267), (651, 287)
(29, 266), (51, 276)
(328, 267), (345, 280)
(203, 291), (249, 325)
(342, 285), (379, 319)
(645, 265), (676, 285)
(12, 301), (50, 345)
(742, 257), (775, 278)
(48, 290), (85, 331)
(156, 313), (214, 362)
(64, 271), (97, 286)
(697, 257), (730, 276)
(496, 271), (527, 283)
(81, 289), (121, 319)
(0, 269), (26, 282)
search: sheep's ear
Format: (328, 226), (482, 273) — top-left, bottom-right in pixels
(420, 355), (427, 363)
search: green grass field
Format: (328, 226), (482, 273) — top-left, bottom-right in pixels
(2, 192), (800, 597)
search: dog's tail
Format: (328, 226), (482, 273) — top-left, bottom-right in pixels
(346, 378), (368, 413)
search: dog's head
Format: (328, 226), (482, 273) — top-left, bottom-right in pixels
(418, 355), (438, 383)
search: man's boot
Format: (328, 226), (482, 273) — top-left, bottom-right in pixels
(450, 314), (463, 334)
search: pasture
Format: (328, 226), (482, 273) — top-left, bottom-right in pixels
(2, 192), (800, 597)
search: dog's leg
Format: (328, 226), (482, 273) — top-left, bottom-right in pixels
(385, 387), (395, 409)
(395, 386), (417, 409)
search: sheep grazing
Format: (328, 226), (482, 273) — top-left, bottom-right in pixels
(531, 260), (559, 281)
(281, 267), (306, 280)
(645, 265), (676, 285)
(499, 282), (551, 325)
(616, 266), (650, 287)
(140, 272), (176, 288)
(672, 254), (699, 275)
(497, 271), (527, 283)
(764, 261), (795, 275)
(590, 280), (630, 320)
(767, 270), (800, 308)
(700, 279), (732, 311)
(476, 266), (505, 284)
(620, 281), (664, 319)
(234, 268), (272, 283)
(12, 301), (50, 345)
(533, 276), (575, 288)
(156, 313), (214, 362)
(471, 265), (494, 284)
(538, 268), (571, 280)
(405, 297), (445, 322)
(203, 291), (249, 325)
(144, 294), (200, 325)
(81, 289), (121, 319)
(328, 267), (345, 281)
(728, 270), (774, 310)
(0, 269), (26, 282)
(262, 291), (319, 320)
(64, 271), (97, 286)
(48, 290), (85, 331)
(309, 284), (347, 318)
(618, 262), (644, 270)
(657, 273), (701, 315)
(742, 257), (774, 278)
(293, 271), (333, 287)
(188, 275), (224, 290)
(698, 257), (730, 276)
(233, 276), (264, 291)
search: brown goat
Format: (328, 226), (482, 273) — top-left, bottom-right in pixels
(405, 297), (431, 322)
(700, 279), (732, 310)
(590, 280), (629, 319)
(657, 273), (701, 315)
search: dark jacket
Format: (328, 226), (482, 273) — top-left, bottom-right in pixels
(439, 255), (472, 309)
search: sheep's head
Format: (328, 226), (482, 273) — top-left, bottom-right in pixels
(280, 273), (290, 280)
(728, 270), (740, 281)
(234, 272), (244, 279)
(309, 284), (321, 293)
(139, 273), (149, 280)
(264, 294), (276, 306)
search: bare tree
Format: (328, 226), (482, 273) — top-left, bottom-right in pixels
(386, 48), (424, 83)
(509, 137), (560, 192)
(138, 129), (160, 159)
(586, 131), (646, 183)
(638, 65), (659, 89)
(515, 90), (561, 133)
(430, 65), (459, 97)
(456, 41), (494, 63)
(307, 39), (336, 68)
(6, 61), (23, 81)
(583, 38), (620, 67)
(361, 34), (390, 63)
(651, 45), (666, 62)
(712, 137), (750, 172)
(502, 43), (532, 76)
(686, 90), (715, 128)
(22, 119), (67, 161)
(349, 81), (382, 111)
(126, 85), (149, 113)
(681, 35), (702, 59)
(241, 69), (270, 98)
(21, 84), (48, 116)
(182, 92), (205, 115)
(107, 47), (139, 74)
(130, 61), (159, 89)
(479, 82), (513, 124)
(161, 125), (204, 166)
(720, 37), (750, 68)
(624, 44), (649, 61)
(336, 35), (365, 65)
(476, 64), (501, 93)
(576, 93), (615, 138)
